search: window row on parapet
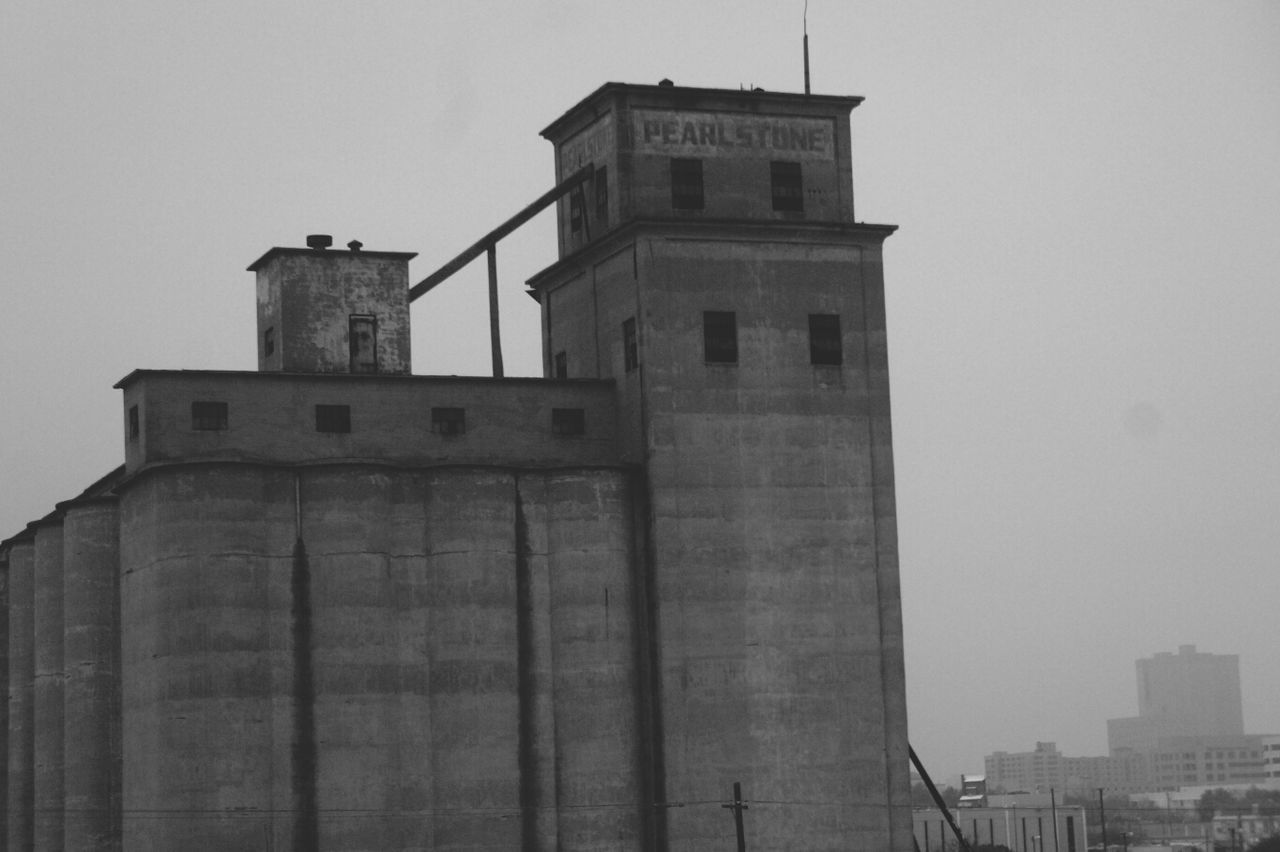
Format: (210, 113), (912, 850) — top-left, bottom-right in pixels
(671, 158), (804, 212)
(567, 158), (810, 237)
(127, 403), (588, 439)
(552, 312), (843, 378)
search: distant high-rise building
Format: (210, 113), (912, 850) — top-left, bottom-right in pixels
(1108, 644), (1244, 753)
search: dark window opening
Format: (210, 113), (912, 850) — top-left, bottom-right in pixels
(771, 160), (803, 212)
(552, 408), (586, 436)
(315, 404), (351, 434)
(191, 401), (228, 431)
(623, 317), (638, 372)
(128, 405), (140, 441)
(569, 188), (583, 234)
(671, 158), (704, 210)
(595, 166), (609, 226)
(264, 326), (275, 357)
(431, 407), (466, 436)
(554, 351), (568, 379)
(349, 315), (377, 373)
(809, 313), (842, 365)
(703, 311), (738, 364)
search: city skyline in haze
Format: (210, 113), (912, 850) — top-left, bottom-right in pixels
(3, 2), (1279, 782)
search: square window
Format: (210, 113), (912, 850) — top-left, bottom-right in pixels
(809, 314), (842, 365)
(552, 408), (585, 436)
(671, 158), (704, 210)
(315, 404), (351, 434)
(703, 311), (738, 364)
(771, 161), (803, 212)
(554, 351), (568, 379)
(623, 317), (638, 372)
(127, 405), (140, 441)
(191, 401), (228, 431)
(431, 407), (466, 436)
(595, 166), (608, 227)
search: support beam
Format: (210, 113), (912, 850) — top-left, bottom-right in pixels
(409, 164), (593, 302)
(487, 245), (503, 378)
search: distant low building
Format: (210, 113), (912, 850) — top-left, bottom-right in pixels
(912, 802), (1087, 852)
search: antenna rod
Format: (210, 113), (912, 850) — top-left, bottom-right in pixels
(803, 0), (811, 94)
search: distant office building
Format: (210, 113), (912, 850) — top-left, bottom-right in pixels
(985, 742), (1150, 795)
(1265, 734), (1280, 781)
(1144, 735), (1268, 789)
(1108, 644), (1244, 753)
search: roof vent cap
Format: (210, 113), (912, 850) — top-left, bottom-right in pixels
(347, 239), (363, 252)
(658, 78), (674, 87)
(306, 234), (333, 250)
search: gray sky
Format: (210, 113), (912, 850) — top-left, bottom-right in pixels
(3, 1), (1278, 783)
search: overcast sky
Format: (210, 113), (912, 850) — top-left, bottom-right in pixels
(3, 1), (1278, 783)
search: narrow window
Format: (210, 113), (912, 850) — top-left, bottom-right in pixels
(315, 404), (351, 434)
(771, 160), (803, 211)
(594, 166), (609, 226)
(349, 315), (377, 373)
(431, 407), (466, 436)
(671, 158), (704, 210)
(264, 326), (275, 357)
(554, 351), (568, 379)
(623, 317), (638, 372)
(703, 311), (737, 364)
(191, 401), (228, 431)
(569, 188), (583, 235)
(809, 314), (842, 365)
(127, 405), (140, 441)
(552, 408), (586, 436)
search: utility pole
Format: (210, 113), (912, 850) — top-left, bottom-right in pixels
(1098, 787), (1108, 852)
(721, 781), (748, 852)
(1050, 788), (1060, 852)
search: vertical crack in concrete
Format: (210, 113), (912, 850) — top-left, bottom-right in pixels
(290, 536), (318, 851)
(514, 476), (538, 849)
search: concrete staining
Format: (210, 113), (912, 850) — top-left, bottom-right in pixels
(2, 81), (910, 850)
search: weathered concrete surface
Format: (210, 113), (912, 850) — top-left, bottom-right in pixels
(532, 152), (910, 850)
(115, 371), (618, 475)
(0, 547), (8, 845)
(5, 534), (34, 851)
(113, 460), (642, 851)
(543, 83), (858, 259)
(251, 247), (416, 375)
(62, 497), (122, 852)
(541, 470), (647, 847)
(636, 237), (909, 851)
(33, 518), (66, 850)
(119, 466), (296, 850)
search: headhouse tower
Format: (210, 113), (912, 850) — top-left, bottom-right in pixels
(532, 82), (908, 851)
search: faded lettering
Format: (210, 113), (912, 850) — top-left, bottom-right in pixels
(632, 109), (835, 160)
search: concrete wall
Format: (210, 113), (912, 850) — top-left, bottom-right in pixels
(120, 465), (294, 850)
(117, 372), (619, 474)
(5, 534), (34, 851)
(636, 233), (907, 851)
(116, 459), (643, 851)
(532, 220), (908, 850)
(253, 248), (415, 376)
(62, 496), (122, 851)
(545, 85), (860, 259)
(33, 518), (65, 850)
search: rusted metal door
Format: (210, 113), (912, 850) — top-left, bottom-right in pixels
(349, 315), (377, 373)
